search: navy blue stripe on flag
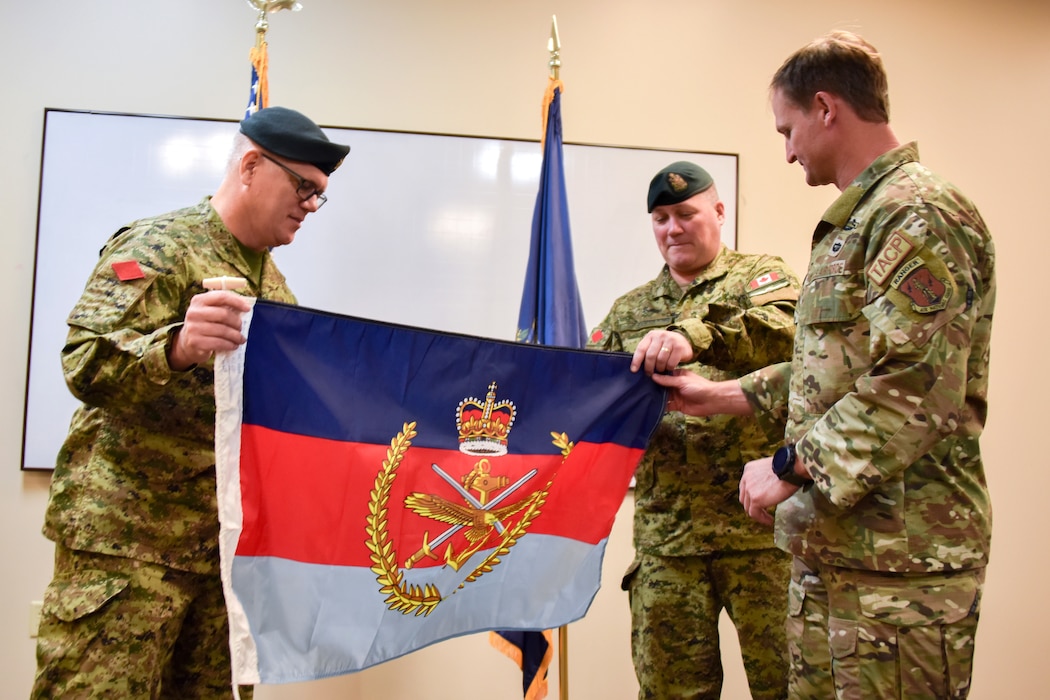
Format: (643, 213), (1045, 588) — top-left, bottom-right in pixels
(242, 301), (665, 453)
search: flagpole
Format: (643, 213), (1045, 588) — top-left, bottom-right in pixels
(501, 14), (583, 698)
(558, 626), (569, 700)
(253, 5), (268, 49)
(548, 16), (561, 81)
(548, 19), (572, 700)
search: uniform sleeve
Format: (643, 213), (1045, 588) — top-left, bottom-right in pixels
(796, 205), (993, 510)
(61, 226), (196, 409)
(739, 361), (792, 443)
(673, 257), (800, 374)
(586, 303), (627, 352)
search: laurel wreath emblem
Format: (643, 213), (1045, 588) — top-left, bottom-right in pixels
(365, 421), (557, 616)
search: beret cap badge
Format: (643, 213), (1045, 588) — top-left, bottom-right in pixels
(667, 172), (689, 193)
(646, 160), (715, 212)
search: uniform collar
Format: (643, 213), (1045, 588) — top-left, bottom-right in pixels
(201, 196), (264, 282)
(819, 142), (920, 229)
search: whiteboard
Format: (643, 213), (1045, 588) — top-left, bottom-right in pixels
(23, 109), (738, 469)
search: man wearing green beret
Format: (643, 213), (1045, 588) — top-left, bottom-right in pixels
(588, 161), (800, 699)
(32, 106), (350, 699)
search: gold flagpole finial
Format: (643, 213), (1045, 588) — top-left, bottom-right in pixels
(548, 15), (561, 80)
(245, 0), (303, 13)
(246, 0), (302, 42)
(245, 1), (299, 114)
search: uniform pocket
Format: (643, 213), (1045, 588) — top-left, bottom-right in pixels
(67, 268), (156, 334)
(856, 571), (980, 627)
(828, 616), (858, 659)
(828, 616), (862, 700)
(620, 557), (641, 592)
(796, 271), (868, 413)
(786, 573), (806, 617)
(798, 271), (865, 325)
(786, 569), (825, 678)
(43, 571), (131, 622)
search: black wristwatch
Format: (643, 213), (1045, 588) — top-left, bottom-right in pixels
(772, 444), (808, 487)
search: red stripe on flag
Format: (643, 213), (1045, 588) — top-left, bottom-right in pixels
(236, 424), (642, 566)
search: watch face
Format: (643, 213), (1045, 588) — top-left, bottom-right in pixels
(772, 444), (807, 486)
(772, 445), (795, 476)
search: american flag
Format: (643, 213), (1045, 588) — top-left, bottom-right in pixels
(245, 42), (268, 119)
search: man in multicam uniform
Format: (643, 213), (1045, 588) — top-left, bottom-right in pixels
(32, 107), (350, 699)
(589, 161), (800, 700)
(652, 32), (996, 699)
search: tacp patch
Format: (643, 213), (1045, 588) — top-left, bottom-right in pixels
(867, 231), (916, 286)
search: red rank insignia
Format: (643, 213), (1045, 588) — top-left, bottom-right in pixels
(111, 260), (145, 281)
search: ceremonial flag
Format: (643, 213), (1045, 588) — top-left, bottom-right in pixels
(214, 301), (664, 685)
(515, 78), (586, 348)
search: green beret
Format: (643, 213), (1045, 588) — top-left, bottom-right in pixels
(240, 106), (350, 176)
(647, 161), (714, 212)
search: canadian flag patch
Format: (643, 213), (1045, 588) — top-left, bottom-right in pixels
(748, 272), (781, 290)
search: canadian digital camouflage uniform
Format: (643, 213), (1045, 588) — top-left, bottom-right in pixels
(589, 245), (800, 700)
(33, 197), (295, 699)
(741, 143), (996, 699)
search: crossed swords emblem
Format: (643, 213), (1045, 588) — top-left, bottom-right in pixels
(403, 464), (537, 570)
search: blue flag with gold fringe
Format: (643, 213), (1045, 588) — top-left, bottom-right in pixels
(514, 80), (587, 348)
(498, 76), (586, 700)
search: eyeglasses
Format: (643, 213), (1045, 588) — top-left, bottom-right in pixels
(260, 152), (328, 209)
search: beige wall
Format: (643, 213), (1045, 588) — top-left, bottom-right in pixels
(3, 0), (1047, 697)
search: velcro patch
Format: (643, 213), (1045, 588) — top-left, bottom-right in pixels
(747, 271), (790, 296)
(889, 258), (952, 314)
(867, 231), (916, 286)
(111, 260), (145, 282)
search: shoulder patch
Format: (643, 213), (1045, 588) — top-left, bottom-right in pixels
(111, 260), (145, 281)
(749, 286), (798, 306)
(867, 231), (916, 286)
(747, 271), (790, 296)
(880, 235), (959, 320)
(589, 328), (605, 344)
(889, 259), (952, 314)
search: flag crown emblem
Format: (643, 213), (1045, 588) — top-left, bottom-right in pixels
(456, 382), (516, 456)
